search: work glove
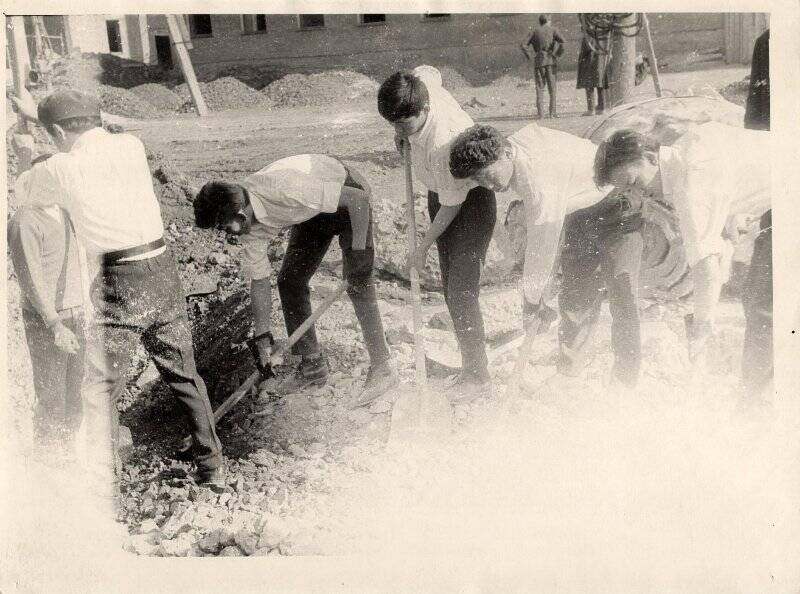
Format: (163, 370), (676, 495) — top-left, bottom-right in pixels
(684, 313), (713, 363)
(247, 330), (274, 378)
(523, 298), (558, 335)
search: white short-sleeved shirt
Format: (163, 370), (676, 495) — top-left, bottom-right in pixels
(507, 124), (609, 303)
(659, 122), (771, 266)
(238, 154), (347, 281)
(407, 65), (477, 206)
(13, 127), (165, 260)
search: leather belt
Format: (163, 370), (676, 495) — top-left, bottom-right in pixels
(102, 237), (165, 265)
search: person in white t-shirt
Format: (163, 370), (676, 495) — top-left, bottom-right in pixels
(193, 156), (398, 407)
(377, 65), (497, 401)
(449, 123), (648, 388)
(593, 121), (771, 388)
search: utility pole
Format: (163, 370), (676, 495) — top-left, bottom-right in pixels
(607, 13), (638, 107)
(641, 14), (663, 97)
(165, 14), (208, 116)
(8, 16), (32, 132)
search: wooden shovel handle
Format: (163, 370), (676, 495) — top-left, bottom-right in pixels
(403, 143), (428, 389)
(212, 280), (348, 422)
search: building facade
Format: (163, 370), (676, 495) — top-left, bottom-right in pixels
(23, 13), (757, 85)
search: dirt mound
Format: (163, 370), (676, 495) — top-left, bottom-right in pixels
(174, 77), (271, 112)
(718, 77), (749, 107)
(131, 83), (186, 112)
(99, 85), (166, 119)
(145, 149), (196, 219)
(262, 71), (379, 108)
(438, 66), (471, 90)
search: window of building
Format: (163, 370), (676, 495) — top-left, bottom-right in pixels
(424, 13), (452, 20)
(242, 14), (267, 34)
(106, 20), (122, 52)
(298, 14), (325, 29)
(189, 14), (213, 37)
(359, 14), (386, 25)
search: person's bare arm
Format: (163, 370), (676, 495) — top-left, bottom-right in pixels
(410, 203), (461, 271)
(691, 255), (722, 325)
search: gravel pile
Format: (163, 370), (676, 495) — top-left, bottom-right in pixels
(438, 66), (471, 90)
(131, 83), (187, 112)
(174, 77), (272, 112)
(262, 71), (379, 108)
(99, 85), (166, 119)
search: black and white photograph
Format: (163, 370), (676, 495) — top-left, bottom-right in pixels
(2, 3), (799, 593)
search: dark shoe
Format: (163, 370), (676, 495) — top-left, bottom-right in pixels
(350, 361), (400, 408)
(446, 371), (492, 404)
(191, 466), (226, 489)
(582, 109), (595, 117)
(274, 354), (329, 395)
(550, 113), (559, 119)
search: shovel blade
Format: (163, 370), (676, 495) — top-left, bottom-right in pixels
(388, 384), (452, 445)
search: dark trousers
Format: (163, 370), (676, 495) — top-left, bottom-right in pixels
(277, 171), (390, 365)
(585, 87), (606, 112)
(22, 307), (85, 442)
(741, 210), (773, 395)
(84, 249), (222, 480)
(535, 65), (557, 116)
(558, 194), (644, 386)
(428, 187), (497, 380)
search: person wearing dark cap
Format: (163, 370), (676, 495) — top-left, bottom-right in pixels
(193, 156), (398, 408)
(521, 14), (565, 119)
(7, 152), (87, 449)
(11, 90), (224, 506)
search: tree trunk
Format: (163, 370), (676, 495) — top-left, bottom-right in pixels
(607, 13), (638, 107)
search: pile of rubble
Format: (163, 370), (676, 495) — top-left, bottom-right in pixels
(174, 77), (273, 112)
(130, 83), (187, 112)
(261, 71), (380, 108)
(99, 86), (166, 119)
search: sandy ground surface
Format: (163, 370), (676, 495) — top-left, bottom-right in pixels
(4, 64), (800, 593)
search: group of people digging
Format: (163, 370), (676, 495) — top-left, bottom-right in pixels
(8, 44), (772, 522)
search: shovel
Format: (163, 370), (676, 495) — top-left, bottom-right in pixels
(176, 280), (348, 456)
(389, 143), (452, 443)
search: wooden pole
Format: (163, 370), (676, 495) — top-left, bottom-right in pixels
(8, 16), (31, 132)
(607, 13), (638, 108)
(641, 13), (663, 97)
(165, 14), (208, 116)
(403, 144), (428, 390)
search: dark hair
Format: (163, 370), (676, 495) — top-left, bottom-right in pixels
(193, 181), (247, 229)
(539, 14), (549, 25)
(593, 129), (660, 187)
(45, 115), (102, 137)
(377, 71), (430, 122)
(449, 124), (511, 179)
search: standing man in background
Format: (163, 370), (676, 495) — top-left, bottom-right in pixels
(8, 153), (86, 450)
(741, 28), (772, 397)
(576, 13), (611, 116)
(522, 15), (565, 119)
